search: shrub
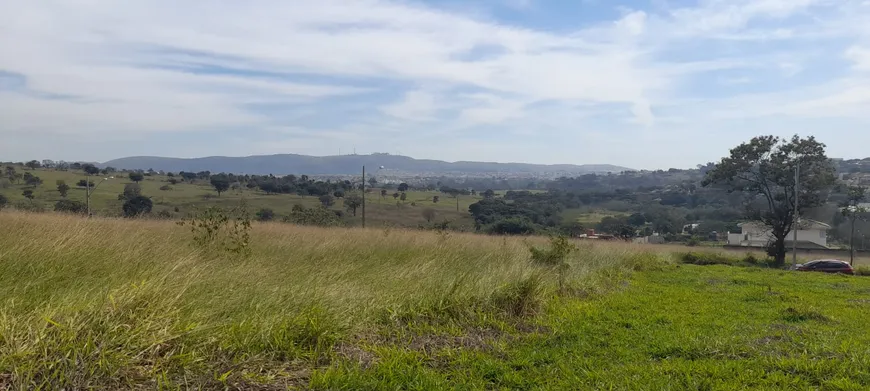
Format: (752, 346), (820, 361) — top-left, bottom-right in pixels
(488, 217), (537, 235)
(623, 253), (671, 271)
(489, 274), (544, 317)
(677, 252), (739, 266)
(529, 235), (578, 293)
(122, 196), (153, 217)
(54, 199), (87, 214)
(118, 183), (142, 201)
(677, 252), (774, 267)
(319, 194), (335, 207)
(177, 205), (252, 257)
(256, 208), (275, 222)
(0, 194), (7, 209)
(156, 210), (173, 219)
(283, 206), (343, 227)
(854, 266), (870, 276)
(13, 200), (45, 212)
(159, 185), (172, 191)
(76, 179), (94, 188)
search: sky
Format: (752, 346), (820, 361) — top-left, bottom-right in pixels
(1, 0), (870, 170)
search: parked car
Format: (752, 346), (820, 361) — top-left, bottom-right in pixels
(795, 259), (854, 275)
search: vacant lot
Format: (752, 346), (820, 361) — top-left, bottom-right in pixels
(2, 211), (870, 389)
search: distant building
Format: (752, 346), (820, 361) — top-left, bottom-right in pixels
(727, 220), (830, 249)
(682, 223), (700, 235)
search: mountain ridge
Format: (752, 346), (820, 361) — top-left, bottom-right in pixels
(102, 154), (632, 175)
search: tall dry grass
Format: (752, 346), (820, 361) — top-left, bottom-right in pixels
(0, 210), (670, 389)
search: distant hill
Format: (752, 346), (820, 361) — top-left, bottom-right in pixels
(101, 154), (632, 176)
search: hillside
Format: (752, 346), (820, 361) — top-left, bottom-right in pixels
(3, 212), (870, 389)
(101, 154), (632, 175)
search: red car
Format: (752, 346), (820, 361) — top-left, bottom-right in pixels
(795, 259), (854, 275)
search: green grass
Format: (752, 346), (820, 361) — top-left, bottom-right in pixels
(0, 166), (480, 228)
(560, 207), (622, 226)
(3, 211), (870, 389)
(313, 266), (870, 390)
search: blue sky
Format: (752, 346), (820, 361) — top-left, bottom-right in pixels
(1, 0), (870, 169)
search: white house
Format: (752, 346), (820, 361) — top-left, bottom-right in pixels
(727, 220), (830, 249)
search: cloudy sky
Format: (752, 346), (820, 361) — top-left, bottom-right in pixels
(1, 0), (869, 169)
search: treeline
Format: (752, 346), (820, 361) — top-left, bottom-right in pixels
(466, 185), (747, 238)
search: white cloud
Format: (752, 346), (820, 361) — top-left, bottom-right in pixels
(0, 0), (869, 167)
(380, 90), (443, 121)
(846, 46), (870, 70)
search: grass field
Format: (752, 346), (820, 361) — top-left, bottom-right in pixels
(3, 210), (870, 389)
(560, 207), (622, 226)
(0, 166), (480, 228)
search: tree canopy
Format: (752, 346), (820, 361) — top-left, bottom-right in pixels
(122, 196), (153, 217)
(703, 135), (836, 266)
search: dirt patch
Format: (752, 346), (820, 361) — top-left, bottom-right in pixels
(407, 327), (507, 354)
(334, 342), (378, 369)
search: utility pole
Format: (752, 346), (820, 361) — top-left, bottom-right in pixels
(851, 212), (856, 265)
(361, 165), (366, 228)
(86, 173), (91, 217)
(86, 175), (113, 218)
(792, 162), (800, 269)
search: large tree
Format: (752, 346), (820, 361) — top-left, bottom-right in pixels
(122, 195), (153, 217)
(210, 175), (231, 197)
(25, 160), (41, 170)
(702, 135), (836, 266)
(128, 172), (145, 183)
(56, 180), (70, 198)
(82, 164), (101, 176)
(343, 193), (363, 216)
(118, 183), (142, 201)
(5, 166), (16, 183)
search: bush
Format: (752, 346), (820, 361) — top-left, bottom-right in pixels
(319, 194), (335, 207)
(622, 253), (672, 271)
(54, 199), (87, 214)
(677, 252), (774, 267)
(118, 183), (142, 201)
(489, 274), (544, 317)
(77, 179), (94, 188)
(256, 208), (275, 222)
(529, 235), (578, 293)
(13, 200), (45, 212)
(0, 194), (7, 209)
(677, 252), (739, 266)
(854, 266), (870, 276)
(487, 217), (537, 235)
(283, 206), (343, 227)
(159, 185), (172, 191)
(177, 205), (252, 257)
(122, 196), (153, 217)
